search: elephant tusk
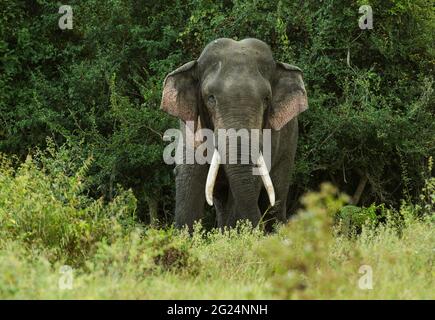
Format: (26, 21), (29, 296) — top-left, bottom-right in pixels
(205, 149), (221, 206)
(257, 153), (275, 207)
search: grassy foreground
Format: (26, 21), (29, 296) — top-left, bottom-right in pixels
(0, 152), (433, 299)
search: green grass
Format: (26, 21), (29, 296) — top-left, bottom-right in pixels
(0, 152), (433, 299)
(0, 216), (433, 299)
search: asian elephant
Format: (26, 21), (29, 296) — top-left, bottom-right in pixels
(161, 38), (308, 230)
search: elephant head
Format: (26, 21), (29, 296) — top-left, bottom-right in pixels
(161, 38), (308, 225)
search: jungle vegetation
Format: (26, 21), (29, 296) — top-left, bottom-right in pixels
(0, 0), (433, 299)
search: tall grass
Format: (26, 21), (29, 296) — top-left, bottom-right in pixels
(0, 150), (433, 299)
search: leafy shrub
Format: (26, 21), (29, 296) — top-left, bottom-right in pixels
(260, 183), (351, 298)
(147, 228), (196, 272)
(88, 226), (199, 280)
(336, 204), (380, 236)
(0, 147), (137, 265)
(415, 156), (435, 217)
(260, 182), (434, 299)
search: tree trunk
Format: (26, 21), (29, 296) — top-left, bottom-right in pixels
(147, 196), (158, 226)
(351, 173), (368, 205)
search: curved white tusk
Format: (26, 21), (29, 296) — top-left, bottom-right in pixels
(205, 149), (221, 206)
(257, 153), (275, 206)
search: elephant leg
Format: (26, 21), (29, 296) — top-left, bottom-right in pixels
(258, 161), (290, 228)
(174, 164), (208, 230)
(269, 164), (291, 223)
(269, 118), (298, 225)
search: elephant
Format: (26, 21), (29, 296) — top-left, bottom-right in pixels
(161, 38), (308, 230)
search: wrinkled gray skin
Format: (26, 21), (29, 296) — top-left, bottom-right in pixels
(161, 38), (308, 230)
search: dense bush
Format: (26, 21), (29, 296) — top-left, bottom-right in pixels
(0, 144), (137, 265)
(0, 0), (433, 223)
(260, 183), (434, 299)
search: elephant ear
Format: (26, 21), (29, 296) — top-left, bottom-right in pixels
(161, 61), (198, 123)
(269, 62), (308, 130)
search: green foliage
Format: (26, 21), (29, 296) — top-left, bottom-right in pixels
(259, 182), (434, 299)
(416, 156), (435, 216)
(336, 204), (379, 236)
(89, 226), (199, 280)
(336, 158), (435, 236)
(0, 4), (433, 300)
(0, 146), (137, 265)
(260, 183), (351, 298)
(0, 0), (434, 221)
(0, 168), (433, 299)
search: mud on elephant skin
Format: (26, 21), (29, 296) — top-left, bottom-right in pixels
(161, 38), (308, 230)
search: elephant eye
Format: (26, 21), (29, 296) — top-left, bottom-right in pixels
(207, 95), (216, 106)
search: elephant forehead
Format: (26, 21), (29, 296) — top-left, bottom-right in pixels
(198, 38), (275, 80)
(199, 38), (274, 65)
